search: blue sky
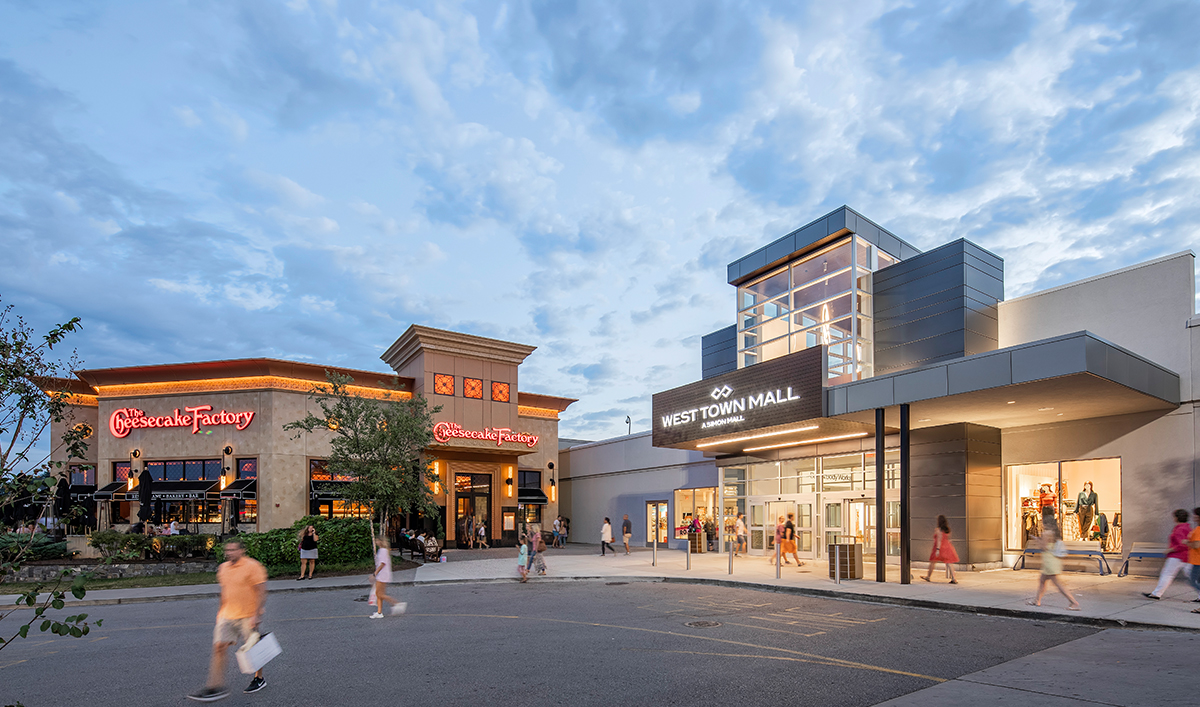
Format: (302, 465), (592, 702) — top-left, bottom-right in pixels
(2, 0), (1199, 441)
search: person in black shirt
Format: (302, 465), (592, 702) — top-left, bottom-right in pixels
(783, 513), (804, 567)
(297, 525), (319, 580)
(621, 514), (633, 555)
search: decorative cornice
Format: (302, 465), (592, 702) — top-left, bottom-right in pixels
(90, 376), (413, 401)
(382, 324), (537, 372)
(518, 406), (560, 420)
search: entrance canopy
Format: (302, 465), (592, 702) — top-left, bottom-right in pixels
(310, 480), (353, 501)
(220, 479), (257, 500)
(517, 488), (549, 505)
(829, 331), (1179, 430)
(148, 480), (221, 501)
(94, 481), (127, 500)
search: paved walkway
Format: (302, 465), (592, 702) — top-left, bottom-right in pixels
(5, 545), (1200, 631)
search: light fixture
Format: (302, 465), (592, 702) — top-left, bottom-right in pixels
(130, 449), (141, 459)
(1038, 407), (1054, 412)
(743, 431), (869, 453)
(432, 461), (441, 494)
(1057, 413), (1064, 416)
(917, 418), (931, 422)
(1006, 401), (1016, 405)
(697, 425), (820, 448)
(549, 478), (557, 502)
(223, 445), (234, 456)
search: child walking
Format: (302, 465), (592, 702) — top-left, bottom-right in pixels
(370, 536), (406, 618)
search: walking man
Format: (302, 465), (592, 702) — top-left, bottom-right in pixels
(1144, 509), (1195, 600)
(621, 514), (632, 555)
(188, 540), (267, 702)
(734, 513), (748, 556)
(783, 512), (804, 567)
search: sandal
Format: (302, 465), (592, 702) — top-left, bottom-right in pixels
(1068, 604), (1081, 611)
(920, 576), (931, 582)
(1025, 599), (1041, 607)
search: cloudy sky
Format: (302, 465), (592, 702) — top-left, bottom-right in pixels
(2, 0), (1199, 441)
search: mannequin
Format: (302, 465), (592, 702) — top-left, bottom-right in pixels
(1076, 481), (1098, 540)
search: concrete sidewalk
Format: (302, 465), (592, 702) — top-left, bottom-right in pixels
(5, 546), (1200, 631)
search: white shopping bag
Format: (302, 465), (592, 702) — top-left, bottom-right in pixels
(236, 632), (282, 674)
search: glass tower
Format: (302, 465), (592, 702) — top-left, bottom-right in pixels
(736, 236), (897, 385)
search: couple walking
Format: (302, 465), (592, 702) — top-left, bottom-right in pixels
(600, 515), (633, 555)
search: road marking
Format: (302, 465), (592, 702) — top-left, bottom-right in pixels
(720, 620), (825, 637)
(89, 636), (109, 642)
(0, 659), (28, 670)
(626, 647), (897, 672)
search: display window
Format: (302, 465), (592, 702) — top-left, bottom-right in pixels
(1005, 458), (1121, 552)
(69, 464), (95, 485)
(237, 459), (257, 479)
(646, 501), (669, 545)
(237, 499), (257, 524)
(673, 488), (717, 540)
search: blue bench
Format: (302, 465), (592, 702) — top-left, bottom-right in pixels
(1117, 543), (1166, 578)
(1014, 540), (1112, 575)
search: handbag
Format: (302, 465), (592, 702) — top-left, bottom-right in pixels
(236, 632), (282, 674)
(1052, 539), (1067, 558)
(537, 536), (547, 553)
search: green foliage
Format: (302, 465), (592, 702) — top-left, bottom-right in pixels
(283, 372), (441, 538)
(87, 530), (215, 561)
(217, 517), (372, 566)
(0, 533), (67, 562)
(87, 529), (128, 558)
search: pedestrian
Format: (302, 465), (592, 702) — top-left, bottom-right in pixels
(552, 515), (562, 548)
(369, 536), (405, 618)
(466, 515), (475, 549)
(518, 535), (530, 582)
(734, 513), (748, 556)
(1027, 526), (1080, 610)
(477, 519), (490, 549)
(783, 512), (804, 567)
(769, 515), (784, 565)
(297, 525), (318, 580)
(1188, 507), (1200, 613)
(1144, 509), (1196, 601)
(526, 523), (540, 573)
(533, 532), (548, 575)
(600, 517), (617, 556)
(186, 539), (267, 702)
(621, 514), (633, 555)
(921, 515), (959, 584)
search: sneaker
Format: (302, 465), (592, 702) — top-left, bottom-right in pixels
(370, 612), (384, 619)
(390, 602), (407, 615)
(1143, 593), (1160, 600)
(187, 687), (230, 702)
(243, 676), (266, 694)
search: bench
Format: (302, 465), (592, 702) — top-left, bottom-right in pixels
(1013, 540), (1112, 575)
(423, 540), (443, 563)
(396, 536), (424, 562)
(1117, 542), (1166, 578)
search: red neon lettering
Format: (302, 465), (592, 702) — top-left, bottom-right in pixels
(432, 421), (539, 448)
(108, 403), (254, 437)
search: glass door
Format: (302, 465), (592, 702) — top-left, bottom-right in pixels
(847, 499), (876, 554)
(454, 473), (491, 549)
(646, 501), (668, 547)
(764, 501), (796, 556)
(749, 503), (767, 554)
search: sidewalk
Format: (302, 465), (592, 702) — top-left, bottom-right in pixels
(5, 546), (1200, 632)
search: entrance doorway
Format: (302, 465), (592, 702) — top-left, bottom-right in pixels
(455, 473), (491, 549)
(646, 501), (668, 547)
(823, 498), (876, 555)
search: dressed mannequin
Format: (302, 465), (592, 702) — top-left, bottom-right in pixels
(1075, 481), (1098, 539)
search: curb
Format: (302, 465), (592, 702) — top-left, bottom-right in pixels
(7, 574), (1198, 634)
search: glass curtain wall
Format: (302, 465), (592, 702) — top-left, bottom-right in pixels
(737, 236), (897, 384)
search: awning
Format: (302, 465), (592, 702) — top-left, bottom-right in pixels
(69, 484), (97, 500)
(220, 479), (257, 500)
(517, 488), (549, 505)
(310, 480), (354, 501)
(94, 481), (128, 500)
(150, 480), (220, 501)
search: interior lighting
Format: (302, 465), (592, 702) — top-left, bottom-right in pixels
(917, 418), (931, 422)
(506, 465), (514, 497)
(743, 431), (869, 453)
(1038, 407), (1054, 411)
(1006, 401), (1016, 404)
(696, 425), (819, 448)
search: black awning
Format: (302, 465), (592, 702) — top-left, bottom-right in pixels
(69, 484), (97, 499)
(517, 488), (549, 505)
(94, 481), (128, 500)
(310, 480), (354, 501)
(150, 480), (220, 501)
(221, 479), (257, 500)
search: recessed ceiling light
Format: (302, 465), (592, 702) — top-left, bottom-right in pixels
(1057, 413), (1063, 416)
(1006, 401), (1016, 404)
(1038, 407), (1054, 411)
(917, 418), (931, 422)
(742, 431), (869, 453)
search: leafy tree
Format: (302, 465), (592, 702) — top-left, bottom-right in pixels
(0, 298), (100, 652)
(284, 372), (441, 544)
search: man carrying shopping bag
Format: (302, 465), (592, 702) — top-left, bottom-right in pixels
(188, 539), (271, 702)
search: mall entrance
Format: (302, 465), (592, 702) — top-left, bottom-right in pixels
(454, 473), (491, 549)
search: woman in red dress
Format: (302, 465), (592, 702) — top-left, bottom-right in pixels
(921, 515), (959, 584)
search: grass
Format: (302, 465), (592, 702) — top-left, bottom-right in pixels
(0, 558), (418, 595)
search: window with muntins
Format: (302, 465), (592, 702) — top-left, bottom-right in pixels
(463, 378), (483, 399)
(433, 374), (455, 395)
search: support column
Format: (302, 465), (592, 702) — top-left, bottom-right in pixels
(900, 403), (911, 585)
(875, 407), (886, 582)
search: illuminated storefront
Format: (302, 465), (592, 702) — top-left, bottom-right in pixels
(51, 325), (574, 543)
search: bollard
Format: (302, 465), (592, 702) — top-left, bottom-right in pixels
(834, 544), (842, 585)
(686, 532), (691, 571)
(728, 531), (734, 575)
(653, 519), (658, 568)
(776, 539), (781, 580)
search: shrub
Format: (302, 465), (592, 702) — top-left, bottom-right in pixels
(0, 533), (69, 562)
(220, 517), (372, 566)
(87, 529), (128, 559)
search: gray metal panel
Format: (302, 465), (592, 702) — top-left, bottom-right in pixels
(876, 232), (904, 262)
(893, 366), (950, 404)
(899, 243), (922, 260)
(1149, 365), (1181, 404)
(1084, 336), (1108, 376)
(764, 232), (797, 265)
(827, 208), (847, 234)
(830, 386), (848, 415)
(961, 240), (1004, 271)
(877, 330), (971, 372)
(701, 325), (737, 350)
(875, 284), (967, 321)
(947, 352), (1012, 395)
(846, 377), (894, 411)
(740, 247), (767, 275)
(876, 296), (967, 335)
(798, 218), (827, 249)
(963, 329), (998, 356)
(727, 262), (740, 282)
(873, 239), (965, 284)
(844, 209), (859, 234)
(964, 308), (998, 339)
(875, 308), (966, 350)
(1011, 337), (1087, 383)
(964, 251), (1004, 281)
(963, 264), (1005, 301)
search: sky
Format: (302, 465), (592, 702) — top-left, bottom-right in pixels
(2, 0), (1200, 443)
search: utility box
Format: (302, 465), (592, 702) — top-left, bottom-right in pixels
(828, 543), (864, 580)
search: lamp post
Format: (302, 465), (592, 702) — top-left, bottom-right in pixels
(625, 416), (631, 436)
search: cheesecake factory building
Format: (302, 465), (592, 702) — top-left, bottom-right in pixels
(566, 206), (1197, 576)
(52, 325), (575, 546)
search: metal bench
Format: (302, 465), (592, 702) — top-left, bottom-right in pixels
(1014, 540), (1112, 575)
(1117, 542), (1166, 578)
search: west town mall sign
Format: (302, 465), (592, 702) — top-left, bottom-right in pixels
(652, 346), (825, 448)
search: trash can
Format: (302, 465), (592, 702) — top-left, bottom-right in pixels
(688, 532), (705, 554)
(827, 543), (864, 580)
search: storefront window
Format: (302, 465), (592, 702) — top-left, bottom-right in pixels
(673, 488), (717, 539)
(237, 499), (257, 524)
(160, 500), (221, 524)
(821, 454), (861, 491)
(69, 465), (95, 485)
(114, 461), (130, 481)
(237, 459), (257, 479)
(780, 458), (816, 493)
(722, 468), (746, 538)
(310, 458), (352, 482)
(1005, 458), (1121, 552)
(748, 462), (779, 495)
(330, 500), (371, 518)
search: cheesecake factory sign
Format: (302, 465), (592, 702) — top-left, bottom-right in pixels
(652, 346), (825, 447)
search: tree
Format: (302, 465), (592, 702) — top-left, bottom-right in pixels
(284, 372), (442, 543)
(0, 297), (100, 652)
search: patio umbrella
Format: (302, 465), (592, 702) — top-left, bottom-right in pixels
(137, 469), (153, 523)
